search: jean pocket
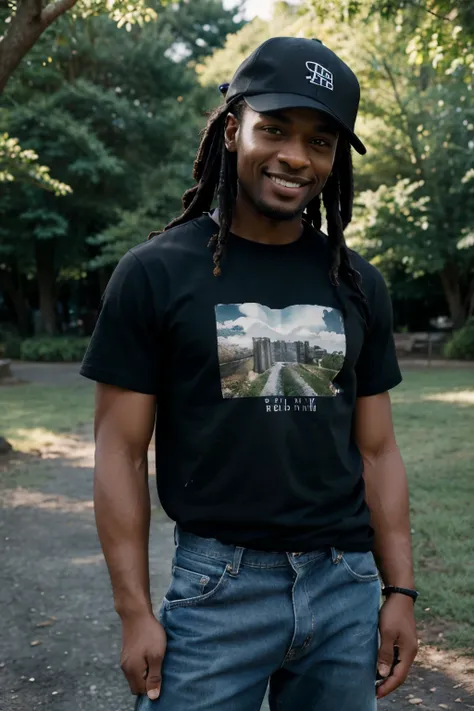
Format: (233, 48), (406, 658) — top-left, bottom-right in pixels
(339, 551), (380, 583)
(163, 548), (229, 610)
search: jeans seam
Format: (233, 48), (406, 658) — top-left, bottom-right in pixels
(164, 567), (229, 610)
(241, 561), (289, 569)
(282, 575), (299, 666)
(302, 576), (315, 650)
(294, 552), (327, 568)
(340, 555), (380, 582)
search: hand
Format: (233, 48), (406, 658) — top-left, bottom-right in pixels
(120, 613), (167, 700)
(377, 594), (418, 699)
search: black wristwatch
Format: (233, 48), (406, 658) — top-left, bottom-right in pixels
(382, 585), (419, 603)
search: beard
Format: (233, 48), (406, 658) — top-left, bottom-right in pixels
(238, 180), (313, 222)
(252, 199), (303, 221)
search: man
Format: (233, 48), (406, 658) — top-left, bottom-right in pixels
(81, 37), (418, 711)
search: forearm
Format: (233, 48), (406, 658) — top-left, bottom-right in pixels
(363, 447), (415, 588)
(94, 450), (153, 620)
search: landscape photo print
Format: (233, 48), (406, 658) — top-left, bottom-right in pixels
(215, 303), (346, 399)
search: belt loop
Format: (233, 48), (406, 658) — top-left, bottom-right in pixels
(330, 546), (343, 564)
(229, 546), (245, 576)
(174, 525), (178, 547)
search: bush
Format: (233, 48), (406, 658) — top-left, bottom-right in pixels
(20, 337), (90, 362)
(443, 319), (474, 360)
(0, 327), (23, 359)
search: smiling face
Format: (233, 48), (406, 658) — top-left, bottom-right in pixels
(224, 104), (339, 222)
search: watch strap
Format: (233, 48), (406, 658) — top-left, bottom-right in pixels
(382, 585), (419, 602)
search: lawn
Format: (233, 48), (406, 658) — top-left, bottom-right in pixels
(0, 382), (94, 452)
(0, 367), (473, 651)
(390, 368), (474, 651)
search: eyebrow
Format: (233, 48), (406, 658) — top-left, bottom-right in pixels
(260, 111), (339, 135)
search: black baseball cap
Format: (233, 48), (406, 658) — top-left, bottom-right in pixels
(225, 37), (366, 155)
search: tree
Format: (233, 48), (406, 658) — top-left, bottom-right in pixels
(0, 131), (71, 193)
(90, 0), (245, 267)
(0, 0), (160, 95)
(0, 0), (242, 334)
(156, 0), (245, 62)
(310, 1), (474, 36)
(0, 0), (165, 196)
(0, 13), (192, 334)
(308, 0), (474, 79)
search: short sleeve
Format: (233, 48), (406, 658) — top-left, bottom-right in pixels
(355, 269), (402, 397)
(80, 250), (163, 395)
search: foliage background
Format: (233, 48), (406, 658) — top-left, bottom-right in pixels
(0, 0), (473, 342)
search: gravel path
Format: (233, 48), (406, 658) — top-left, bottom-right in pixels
(261, 363), (284, 397)
(1, 364), (473, 710)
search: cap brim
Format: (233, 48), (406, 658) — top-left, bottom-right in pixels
(244, 93), (367, 155)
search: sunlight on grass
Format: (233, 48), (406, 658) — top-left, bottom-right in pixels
(6, 427), (75, 453)
(422, 390), (474, 404)
(0, 383), (94, 447)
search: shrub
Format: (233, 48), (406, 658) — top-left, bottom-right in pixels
(443, 318), (474, 361)
(20, 337), (90, 362)
(0, 328), (22, 359)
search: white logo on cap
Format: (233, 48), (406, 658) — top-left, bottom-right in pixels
(305, 61), (334, 91)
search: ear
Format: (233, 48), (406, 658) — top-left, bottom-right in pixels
(224, 113), (240, 153)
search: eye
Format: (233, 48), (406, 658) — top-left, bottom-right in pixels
(310, 138), (331, 147)
(262, 126), (283, 135)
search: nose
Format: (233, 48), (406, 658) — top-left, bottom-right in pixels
(277, 138), (311, 171)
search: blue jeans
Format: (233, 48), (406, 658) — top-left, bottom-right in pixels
(136, 528), (380, 711)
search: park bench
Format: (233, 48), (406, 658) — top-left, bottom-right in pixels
(394, 332), (447, 357)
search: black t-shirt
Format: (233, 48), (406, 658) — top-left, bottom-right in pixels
(81, 214), (401, 552)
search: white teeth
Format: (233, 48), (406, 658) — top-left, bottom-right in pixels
(270, 176), (303, 189)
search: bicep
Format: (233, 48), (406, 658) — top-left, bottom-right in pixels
(354, 392), (397, 461)
(94, 383), (156, 461)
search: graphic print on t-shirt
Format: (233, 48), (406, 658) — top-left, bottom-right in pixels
(215, 303), (346, 399)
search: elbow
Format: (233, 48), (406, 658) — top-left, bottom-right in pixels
(360, 439), (399, 469)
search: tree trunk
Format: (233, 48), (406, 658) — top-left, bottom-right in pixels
(0, 0), (78, 95)
(0, 269), (30, 336)
(35, 239), (57, 336)
(440, 263), (466, 330)
(466, 276), (474, 320)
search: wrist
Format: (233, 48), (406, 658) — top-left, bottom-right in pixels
(115, 599), (154, 622)
(382, 585), (419, 603)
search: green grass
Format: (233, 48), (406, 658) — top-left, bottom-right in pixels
(280, 365), (309, 396)
(243, 370), (271, 397)
(0, 382), (94, 451)
(294, 364), (335, 396)
(391, 369), (474, 651)
(1, 368), (473, 651)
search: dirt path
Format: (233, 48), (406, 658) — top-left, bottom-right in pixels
(1, 364), (473, 710)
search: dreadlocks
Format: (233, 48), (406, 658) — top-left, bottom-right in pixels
(154, 99), (366, 305)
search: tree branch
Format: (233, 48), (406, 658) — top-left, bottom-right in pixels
(41, 0), (78, 27)
(0, 0), (78, 95)
(380, 57), (424, 176)
(406, 0), (453, 22)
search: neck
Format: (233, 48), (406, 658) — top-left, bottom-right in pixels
(230, 194), (304, 245)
